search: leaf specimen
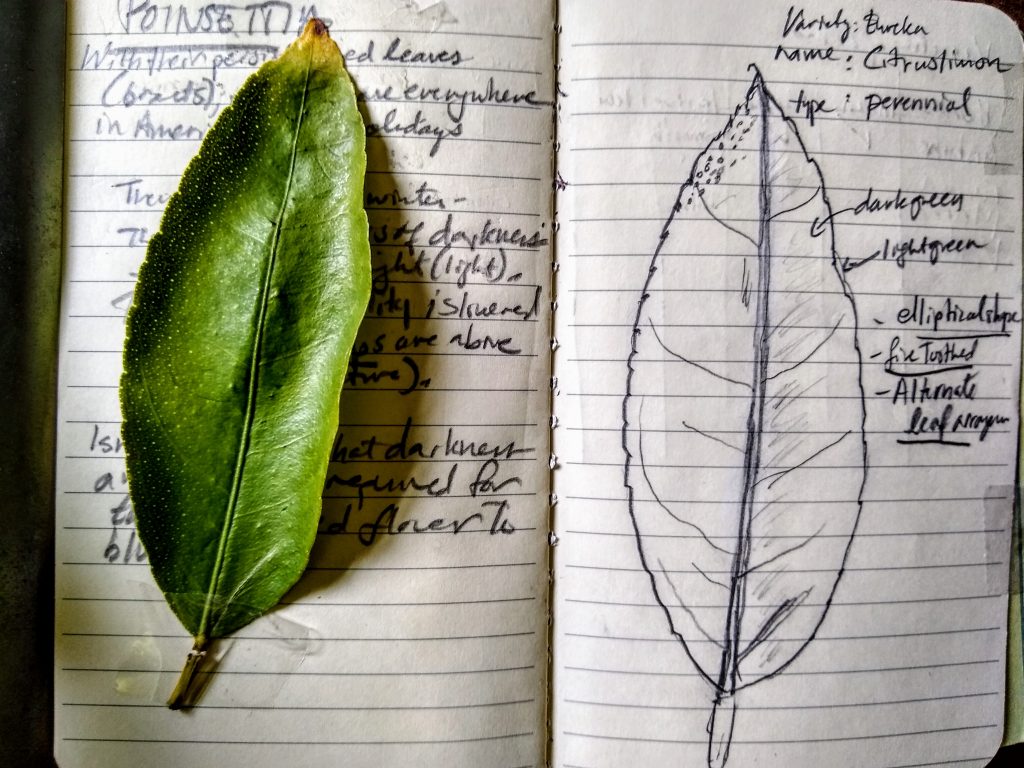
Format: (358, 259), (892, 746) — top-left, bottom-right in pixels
(119, 19), (370, 708)
(622, 68), (866, 767)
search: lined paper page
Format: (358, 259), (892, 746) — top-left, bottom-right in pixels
(54, 2), (553, 766)
(553, 1), (1022, 767)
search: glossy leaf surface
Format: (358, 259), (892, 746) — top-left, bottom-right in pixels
(120, 19), (369, 697)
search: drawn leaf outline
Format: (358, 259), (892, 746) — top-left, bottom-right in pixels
(623, 68), (866, 767)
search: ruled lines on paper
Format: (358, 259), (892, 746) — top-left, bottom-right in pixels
(54, 3), (554, 768)
(551, 1), (1021, 767)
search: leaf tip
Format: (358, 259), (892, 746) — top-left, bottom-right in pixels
(295, 17), (346, 70)
(301, 17), (331, 40)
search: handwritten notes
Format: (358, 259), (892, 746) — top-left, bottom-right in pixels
(55, 1), (552, 766)
(55, 1), (1023, 767)
(553, 1), (1021, 767)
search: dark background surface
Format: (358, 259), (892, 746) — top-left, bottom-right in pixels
(1, 0), (1021, 765)
(0, 0), (65, 764)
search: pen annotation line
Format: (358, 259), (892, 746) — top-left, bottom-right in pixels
(919, 332), (1011, 341)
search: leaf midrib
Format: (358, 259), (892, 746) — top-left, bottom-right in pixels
(196, 48), (315, 642)
(719, 78), (773, 697)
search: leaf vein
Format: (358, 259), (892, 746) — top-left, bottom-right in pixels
(199, 46), (316, 642)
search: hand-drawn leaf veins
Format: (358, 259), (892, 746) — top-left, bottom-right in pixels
(622, 66), (866, 768)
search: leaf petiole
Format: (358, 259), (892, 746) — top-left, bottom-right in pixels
(167, 636), (209, 710)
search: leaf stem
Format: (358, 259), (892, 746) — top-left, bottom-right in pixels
(707, 692), (737, 768)
(167, 636), (208, 710)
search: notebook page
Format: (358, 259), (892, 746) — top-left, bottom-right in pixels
(552, 1), (1022, 767)
(54, 2), (553, 767)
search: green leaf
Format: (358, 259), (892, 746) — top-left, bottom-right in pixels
(119, 18), (370, 708)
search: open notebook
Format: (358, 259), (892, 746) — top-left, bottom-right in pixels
(54, 1), (1022, 766)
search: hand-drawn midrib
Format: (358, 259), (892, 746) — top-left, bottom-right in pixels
(708, 75), (775, 767)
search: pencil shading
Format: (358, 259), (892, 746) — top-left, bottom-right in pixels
(622, 67), (867, 768)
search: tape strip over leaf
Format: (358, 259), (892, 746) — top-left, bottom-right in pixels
(120, 19), (370, 707)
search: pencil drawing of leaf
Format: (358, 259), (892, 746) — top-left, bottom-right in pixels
(119, 19), (370, 708)
(623, 67), (866, 768)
